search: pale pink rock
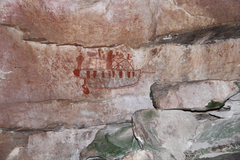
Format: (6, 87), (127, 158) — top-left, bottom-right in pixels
(142, 39), (240, 82)
(132, 109), (198, 159)
(151, 80), (239, 110)
(0, 0), (154, 48)
(1, 125), (105, 160)
(0, 24), (240, 129)
(156, 0), (240, 36)
(1, 0), (240, 47)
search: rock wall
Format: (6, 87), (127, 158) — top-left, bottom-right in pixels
(0, 0), (240, 159)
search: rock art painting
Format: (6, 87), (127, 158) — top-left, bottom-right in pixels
(73, 47), (141, 94)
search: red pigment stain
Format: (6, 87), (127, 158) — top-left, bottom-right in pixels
(76, 53), (84, 69)
(112, 71), (115, 78)
(73, 69), (80, 77)
(127, 72), (131, 78)
(132, 72), (135, 77)
(102, 71), (105, 78)
(82, 79), (90, 95)
(93, 71), (97, 78)
(119, 71), (123, 78)
(108, 71), (111, 77)
(74, 51), (84, 77)
(87, 71), (90, 78)
(107, 50), (113, 69)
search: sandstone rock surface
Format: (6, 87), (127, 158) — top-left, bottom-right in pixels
(210, 92), (240, 119)
(0, 131), (28, 160)
(0, 0), (154, 48)
(0, 125), (105, 160)
(0, 24), (239, 129)
(0, 0), (240, 159)
(132, 109), (198, 160)
(156, 0), (240, 36)
(186, 116), (240, 160)
(122, 149), (176, 160)
(1, 0), (240, 48)
(151, 80), (239, 110)
(143, 38), (240, 82)
(0, 25), (153, 129)
(185, 90), (240, 159)
(0, 0), (240, 144)
(80, 123), (140, 160)
(198, 152), (240, 160)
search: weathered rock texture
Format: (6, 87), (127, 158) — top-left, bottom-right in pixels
(122, 149), (176, 160)
(143, 39), (240, 82)
(185, 91), (240, 160)
(186, 116), (240, 159)
(0, 0), (240, 159)
(199, 152), (240, 160)
(0, 131), (28, 160)
(0, 125), (105, 160)
(0, 25), (153, 129)
(156, 0), (240, 36)
(130, 91), (240, 160)
(80, 123), (140, 160)
(150, 80), (239, 110)
(1, 0), (240, 48)
(132, 109), (198, 159)
(0, 24), (239, 129)
(210, 92), (240, 119)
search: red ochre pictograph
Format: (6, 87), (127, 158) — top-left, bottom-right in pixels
(73, 48), (141, 94)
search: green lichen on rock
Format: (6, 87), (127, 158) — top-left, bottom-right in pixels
(234, 81), (240, 90)
(198, 117), (240, 144)
(81, 124), (140, 160)
(150, 91), (159, 109)
(142, 109), (158, 120)
(205, 100), (225, 109)
(186, 116), (240, 159)
(185, 144), (240, 160)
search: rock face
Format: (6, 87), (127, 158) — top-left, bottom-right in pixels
(80, 123), (140, 160)
(185, 91), (240, 160)
(122, 149), (176, 160)
(1, 0), (240, 48)
(198, 152), (240, 160)
(150, 80), (239, 110)
(186, 116), (240, 160)
(156, 0), (240, 36)
(0, 131), (28, 160)
(0, 24), (239, 129)
(0, 0), (154, 48)
(132, 109), (198, 160)
(209, 92), (240, 119)
(143, 38), (240, 82)
(0, 0), (240, 159)
(130, 91), (240, 160)
(0, 125), (105, 160)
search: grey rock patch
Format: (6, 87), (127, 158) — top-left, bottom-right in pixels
(209, 93), (240, 119)
(199, 152), (240, 160)
(122, 149), (176, 160)
(186, 115), (240, 160)
(132, 109), (198, 160)
(80, 123), (140, 160)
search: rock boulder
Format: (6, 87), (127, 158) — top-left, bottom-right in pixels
(150, 80), (239, 111)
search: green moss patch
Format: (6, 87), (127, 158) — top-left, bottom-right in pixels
(234, 81), (240, 90)
(150, 91), (159, 109)
(205, 100), (225, 109)
(84, 124), (140, 159)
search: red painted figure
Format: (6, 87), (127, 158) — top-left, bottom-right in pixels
(73, 49), (90, 95)
(73, 50), (84, 77)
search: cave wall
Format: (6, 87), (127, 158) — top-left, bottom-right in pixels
(0, 0), (240, 159)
